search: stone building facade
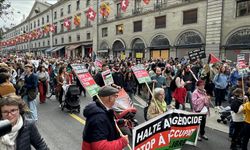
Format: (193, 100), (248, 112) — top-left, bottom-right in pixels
(1, 0), (250, 62)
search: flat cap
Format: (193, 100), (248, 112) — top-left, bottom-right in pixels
(98, 86), (119, 97)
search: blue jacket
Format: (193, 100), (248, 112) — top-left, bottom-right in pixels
(24, 73), (38, 91)
(213, 73), (228, 89)
(230, 70), (240, 86)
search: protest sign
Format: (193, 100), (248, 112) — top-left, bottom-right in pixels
(94, 59), (103, 68)
(102, 69), (114, 85)
(132, 109), (205, 150)
(237, 54), (248, 75)
(71, 64), (88, 74)
(71, 64), (99, 97)
(188, 49), (206, 61)
(112, 88), (133, 111)
(78, 72), (99, 97)
(132, 64), (151, 84)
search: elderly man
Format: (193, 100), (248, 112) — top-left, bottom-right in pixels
(82, 86), (129, 150)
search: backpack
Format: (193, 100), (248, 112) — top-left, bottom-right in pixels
(170, 77), (177, 92)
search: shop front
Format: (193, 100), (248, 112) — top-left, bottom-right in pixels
(131, 38), (145, 60)
(112, 39), (126, 58)
(149, 35), (170, 60)
(98, 41), (109, 58)
(51, 46), (65, 58)
(65, 44), (81, 59)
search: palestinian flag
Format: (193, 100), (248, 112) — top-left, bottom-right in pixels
(208, 53), (221, 64)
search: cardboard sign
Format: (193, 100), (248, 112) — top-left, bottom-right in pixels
(132, 64), (151, 84)
(94, 60), (103, 68)
(112, 88), (133, 112)
(237, 54), (248, 75)
(188, 49), (206, 61)
(102, 69), (114, 85)
(71, 64), (88, 74)
(136, 53), (143, 59)
(132, 109), (205, 150)
(78, 72), (99, 97)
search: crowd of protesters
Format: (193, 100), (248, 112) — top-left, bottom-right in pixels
(0, 54), (250, 150)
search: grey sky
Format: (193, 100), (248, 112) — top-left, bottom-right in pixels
(0, 0), (57, 29)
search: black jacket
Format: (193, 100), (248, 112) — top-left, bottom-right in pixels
(16, 118), (49, 150)
(94, 72), (105, 87)
(230, 97), (243, 113)
(82, 101), (120, 143)
(112, 72), (125, 88)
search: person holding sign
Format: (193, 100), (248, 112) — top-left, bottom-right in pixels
(82, 86), (129, 150)
(191, 80), (210, 141)
(147, 88), (167, 120)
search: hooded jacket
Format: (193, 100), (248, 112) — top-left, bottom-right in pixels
(82, 102), (128, 150)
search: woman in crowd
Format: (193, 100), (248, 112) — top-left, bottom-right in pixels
(124, 70), (137, 101)
(213, 65), (228, 107)
(23, 64), (38, 121)
(37, 65), (49, 104)
(56, 66), (70, 107)
(0, 66), (16, 97)
(172, 69), (187, 110)
(191, 80), (210, 141)
(0, 95), (49, 150)
(147, 88), (167, 120)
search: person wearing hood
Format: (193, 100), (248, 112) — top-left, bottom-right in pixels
(82, 86), (129, 150)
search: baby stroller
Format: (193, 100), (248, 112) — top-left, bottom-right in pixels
(61, 84), (81, 113)
(217, 106), (232, 124)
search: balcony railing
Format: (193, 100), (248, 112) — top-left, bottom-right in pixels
(85, 22), (91, 27)
(132, 7), (143, 15)
(154, 2), (167, 10)
(115, 13), (122, 19)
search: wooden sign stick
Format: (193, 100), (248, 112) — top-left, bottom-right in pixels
(145, 82), (161, 112)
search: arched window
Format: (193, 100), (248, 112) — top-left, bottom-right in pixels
(132, 38), (145, 50)
(227, 28), (250, 45)
(176, 31), (202, 46)
(112, 40), (125, 51)
(150, 35), (169, 47)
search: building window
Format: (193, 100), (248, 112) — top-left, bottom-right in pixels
(47, 15), (49, 23)
(60, 23), (64, 32)
(48, 40), (50, 46)
(183, 9), (198, 25)
(54, 24), (58, 33)
(77, 34), (80, 41)
(61, 37), (64, 43)
(236, 0), (250, 17)
(34, 21), (36, 28)
(42, 17), (44, 25)
(35, 43), (37, 48)
(76, 0), (80, 10)
(68, 4), (71, 14)
(102, 27), (108, 37)
(116, 24), (123, 35)
(116, 3), (121, 18)
(133, 20), (142, 32)
(55, 38), (57, 45)
(69, 36), (72, 42)
(30, 23), (32, 29)
(155, 15), (166, 29)
(54, 11), (57, 19)
(61, 8), (64, 17)
(87, 33), (91, 40)
(43, 41), (45, 46)
(38, 19), (40, 27)
(38, 42), (40, 47)
(86, 0), (90, 7)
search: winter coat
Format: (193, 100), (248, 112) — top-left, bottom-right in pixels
(230, 97), (244, 122)
(213, 73), (228, 89)
(16, 118), (49, 150)
(82, 102), (128, 150)
(191, 89), (210, 113)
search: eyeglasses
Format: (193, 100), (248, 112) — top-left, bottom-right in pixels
(1, 109), (19, 116)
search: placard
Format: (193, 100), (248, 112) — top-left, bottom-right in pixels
(78, 72), (99, 97)
(132, 64), (151, 84)
(102, 69), (114, 85)
(188, 49), (206, 61)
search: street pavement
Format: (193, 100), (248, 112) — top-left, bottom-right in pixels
(35, 94), (250, 150)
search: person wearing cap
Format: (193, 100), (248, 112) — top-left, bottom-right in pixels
(82, 86), (129, 150)
(23, 64), (38, 121)
(191, 80), (210, 141)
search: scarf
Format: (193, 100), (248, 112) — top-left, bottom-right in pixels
(0, 116), (23, 150)
(156, 99), (167, 112)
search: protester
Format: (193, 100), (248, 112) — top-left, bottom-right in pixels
(230, 88), (244, 150)
(82, 86), (129, 150)
(183, 65), (195, 109)
(0, 66), (16, 97)
(147, 88), (167, 120)
(0, 95), (49, 150)
(22, 64), (38, 121)
(37, 65), (49, 104)
(56, 66), (70, 107)
(124, 70), (137, 101)
(112, 64), (125, 88)
(213, 65), (228, 107)
(191, 80), (210, 141)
